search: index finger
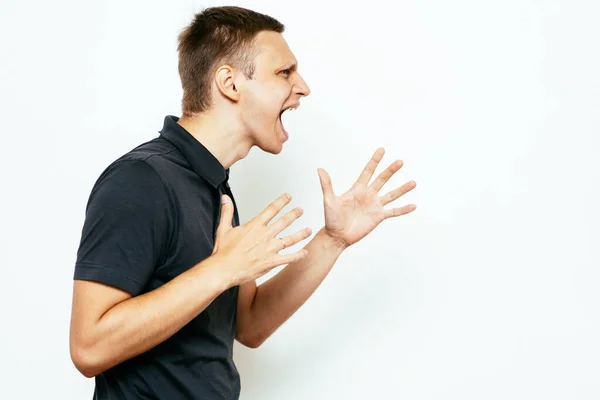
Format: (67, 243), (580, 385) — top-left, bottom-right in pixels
(255, 193), (292, 225)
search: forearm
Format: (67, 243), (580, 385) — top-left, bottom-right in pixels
(247, 227), (345, 345)
(76, 259), (229, 377)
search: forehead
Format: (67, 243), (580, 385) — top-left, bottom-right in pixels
(251, 31), (297, 68)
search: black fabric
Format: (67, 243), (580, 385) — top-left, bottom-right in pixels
(74, 116), (241, 399)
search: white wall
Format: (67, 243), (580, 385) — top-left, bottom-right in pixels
(1, 0), (599, 398)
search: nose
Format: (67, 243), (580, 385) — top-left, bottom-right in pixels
(294, 73), (311, 97)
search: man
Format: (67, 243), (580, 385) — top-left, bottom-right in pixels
(69, 6), (416, 400)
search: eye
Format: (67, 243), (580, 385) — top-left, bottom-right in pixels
(280, 69), (291, 77)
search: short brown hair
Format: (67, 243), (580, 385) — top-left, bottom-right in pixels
(177, 6), (285, 115)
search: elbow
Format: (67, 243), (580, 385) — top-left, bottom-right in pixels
(243, 338), (264, 349)
(70, 341), (106, 378)
(236, 331), (266, 349)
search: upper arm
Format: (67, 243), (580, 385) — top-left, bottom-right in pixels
(73, 160), (172, 295)
(235, 280), (257, 344)
(70, 280), (131, 347)
(70, 160), (171, 344)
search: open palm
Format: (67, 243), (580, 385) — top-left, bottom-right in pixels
(318, 148), (417, 248)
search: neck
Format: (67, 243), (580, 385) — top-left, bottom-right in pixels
(177, 108), (254, 170)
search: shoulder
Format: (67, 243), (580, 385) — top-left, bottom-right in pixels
(94, 138), (177, 190)
(94, 158), (163, 195)
(87, 158), (172, 217)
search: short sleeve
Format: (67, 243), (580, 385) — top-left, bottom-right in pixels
(74, 159), (173, 296)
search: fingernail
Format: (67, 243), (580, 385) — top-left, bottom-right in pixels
(221, 195), (230, 204)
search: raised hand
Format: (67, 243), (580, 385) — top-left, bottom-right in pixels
(317, 148), (417, 248)
(211, 193), (312, 286)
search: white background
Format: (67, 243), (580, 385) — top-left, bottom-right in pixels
(1, 0), (599, 399)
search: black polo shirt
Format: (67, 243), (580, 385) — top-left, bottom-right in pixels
(74, 116), (241, 399)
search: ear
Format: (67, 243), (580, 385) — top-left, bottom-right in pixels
(215, 65), (240, 102)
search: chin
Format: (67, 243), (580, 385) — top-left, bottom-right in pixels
(258, 141), (284, 155)
(255, 130), (286, 155)
(272, 144), (284, 154)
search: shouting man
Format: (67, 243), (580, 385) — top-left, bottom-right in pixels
(69, 6), (417, 400)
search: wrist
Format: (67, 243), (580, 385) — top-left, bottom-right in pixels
(193, 254), (237, 292)
(320, 227), (348, 252)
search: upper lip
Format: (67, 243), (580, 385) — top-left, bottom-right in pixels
(282, 103), (300, 112)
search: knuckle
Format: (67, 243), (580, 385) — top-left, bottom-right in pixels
(280, 193), (291, 204)
(286, 209), (300, 221)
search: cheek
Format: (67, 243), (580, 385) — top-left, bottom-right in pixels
(242, 91), (267, 118)
(251, 90), (284, 119)
(241, 97), (276, 135)
(242, 81), (290, 126)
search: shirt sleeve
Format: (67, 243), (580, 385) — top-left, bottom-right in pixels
(74, 159), (173, 296)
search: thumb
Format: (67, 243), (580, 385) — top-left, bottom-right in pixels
(317, 168), (335, 199)
(216, 195), (234, 238)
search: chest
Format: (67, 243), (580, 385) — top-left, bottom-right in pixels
(155, 175), (239, 283)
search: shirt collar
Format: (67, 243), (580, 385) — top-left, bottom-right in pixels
(159, 115), (228, 188)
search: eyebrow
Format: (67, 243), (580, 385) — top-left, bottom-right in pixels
(279, 62), (298, 71)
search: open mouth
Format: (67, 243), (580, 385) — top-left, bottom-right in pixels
(279, 104), (299, 138)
